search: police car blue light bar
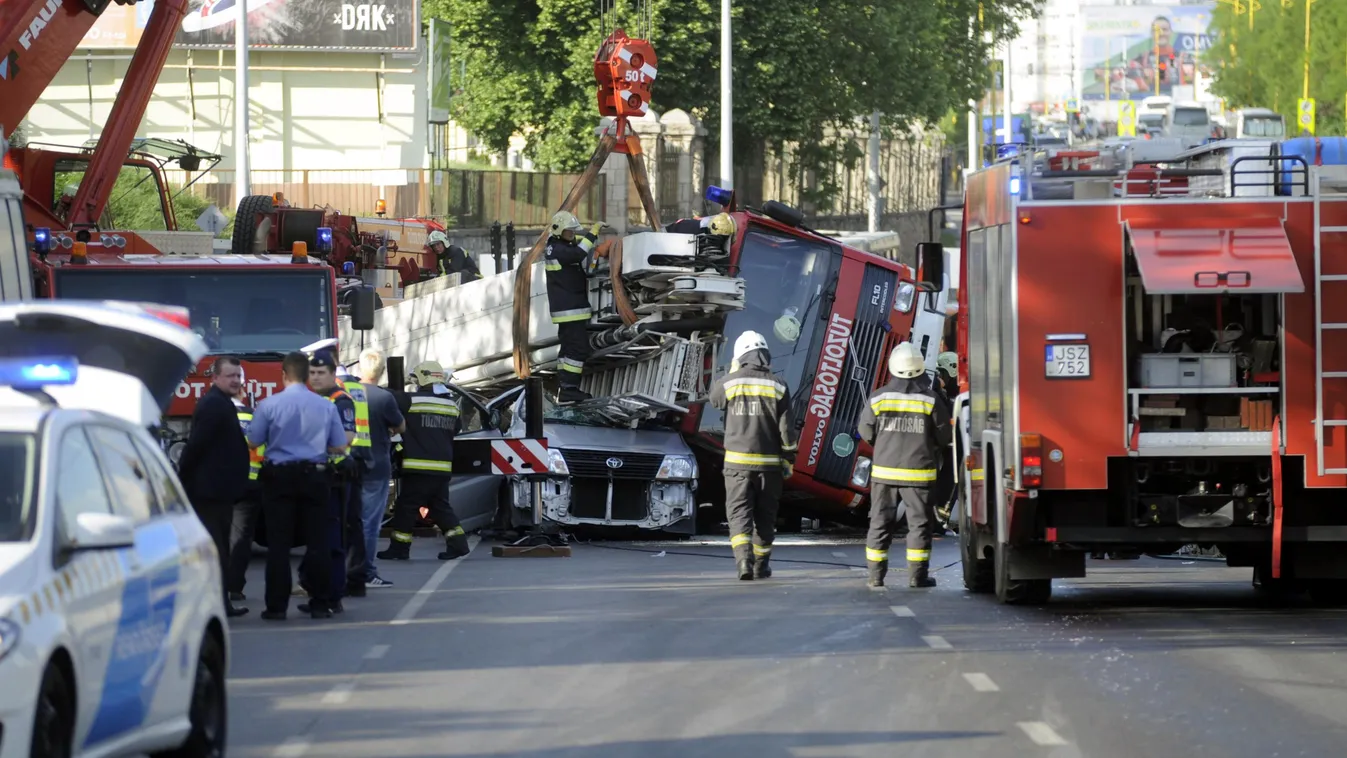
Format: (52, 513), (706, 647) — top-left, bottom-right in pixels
(316, 227), (334, 253)
(0, 356), (79, 389)
(705, 186), (733, 206)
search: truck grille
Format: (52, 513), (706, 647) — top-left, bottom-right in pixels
(561, 449), (664, 479)
(570, 479), (608, 519)
(814, 263), (896, 487)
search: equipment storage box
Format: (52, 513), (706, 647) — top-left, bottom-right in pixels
(1140, 354), (1236, 388)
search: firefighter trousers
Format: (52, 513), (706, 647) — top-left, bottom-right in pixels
(867, 483), (934, 578)
(556, 320), (592, 388)
(724, 469), (782, 563)
(389, 474), (467, 545)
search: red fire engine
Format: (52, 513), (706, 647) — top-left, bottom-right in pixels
(955, 146), (1347, 604)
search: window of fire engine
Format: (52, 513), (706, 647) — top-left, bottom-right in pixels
(54, 164), (171, 231)
(50, 269), (334, 353)
(701, 226), (836, 433)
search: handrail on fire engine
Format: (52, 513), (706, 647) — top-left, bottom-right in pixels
(1230, 155), (1308, 197)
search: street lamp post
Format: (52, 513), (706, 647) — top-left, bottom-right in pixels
(233, 0), (250, 206)
(1301, 0), (1315, 101)
(719, 0), (732, 191)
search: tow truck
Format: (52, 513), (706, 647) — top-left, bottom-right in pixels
(953, 137), (1347, 604)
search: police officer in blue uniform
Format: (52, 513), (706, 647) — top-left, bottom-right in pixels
(247, 351), (349, 620)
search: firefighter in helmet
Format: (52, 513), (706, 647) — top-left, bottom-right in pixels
(426, 230), (481, 284)
(377, 360), (471, 561)
(545, 210), (604, 404)
(858, 342), (952, 588)
(664, 212), (736, 237)
(709, 330), (798, 581)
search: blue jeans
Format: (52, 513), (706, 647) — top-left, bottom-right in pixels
(361, 469), (393, 580)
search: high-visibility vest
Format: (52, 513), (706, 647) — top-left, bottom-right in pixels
(343, 379), (371, 448)
(236, 406), (264, 481)
(327, 388), (352, 464)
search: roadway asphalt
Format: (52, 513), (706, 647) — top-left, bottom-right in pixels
(219, 534), (1347, 758)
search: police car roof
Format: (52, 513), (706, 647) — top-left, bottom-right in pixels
(0, 401), (48, 433)
(0, 366), (162, 428)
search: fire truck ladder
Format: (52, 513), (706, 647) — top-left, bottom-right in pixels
(1313, 165), (1347, 475)
(581, 331), (712, 410)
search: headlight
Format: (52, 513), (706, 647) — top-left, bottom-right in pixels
(547, 449), (569, 476)
(0, 618), (20, 663)
(851, 456), (872, 488)
(656, 455), (696, 480)
(894, 282), (917, 313)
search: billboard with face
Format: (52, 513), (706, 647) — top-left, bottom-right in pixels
(1080, 4), (1215, 101)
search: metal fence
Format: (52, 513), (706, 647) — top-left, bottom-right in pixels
(165, 168), (606, 228)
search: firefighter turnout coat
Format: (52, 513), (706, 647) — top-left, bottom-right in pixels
(709, 351), (798, 471)
(544, 231), (598, 323)
(397, 389), (460, 476)
(858, 374), (952, 486)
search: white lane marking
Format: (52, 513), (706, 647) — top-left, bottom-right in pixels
(831, 551), (848, 558)
(321, 681), (356, 704)
(922, 635), (953, 650)
(962, 672), (1000, 692)
(868, 585), (887, 592)
(274, 738), (312, 758)
(1018, 722), (1068, 746)
(390, 535), (480, 626)
(889, 605), (915, 618)
(849, 566), (866, 572)
(364, 644), (390, 660)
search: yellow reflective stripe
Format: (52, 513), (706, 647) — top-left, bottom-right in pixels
(446, 526), (465, 536)
(871, 399), (935, 414)
(551, 309), (591, 323)
(725, 385), (783, 399)
(970, 468), (984, 481)
(410, 396), (460, 416)
(724, 450), (780, 466)
(866, 547), (888, 562)
(392, 531), (414, 543)
(730, 534), (752, 547)
(560, 362), (584, 374)
(872, 465), (938, 482)
(907, 549), (931, 562)
(409, 405), (460, 416)
(544, 262), (563, 271)
(578, 236), (595, 252)
(404, 459), (453, 473)
(752, 544), (772, 556)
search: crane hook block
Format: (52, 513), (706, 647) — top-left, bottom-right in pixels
(593, 29), (658, 121)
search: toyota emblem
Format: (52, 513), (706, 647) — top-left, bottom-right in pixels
(606, 457), (624, 469)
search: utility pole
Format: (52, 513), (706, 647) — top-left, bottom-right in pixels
(967, 100), (978, 173)
(1302, 0), (1314, 101)
(1002, 38), (1012, 143)
(866, 111), (881, 233)
(719, 0), (733, 190)
(233, 0), (251, 207)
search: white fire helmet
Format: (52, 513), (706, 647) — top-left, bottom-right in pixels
(888, 342), (925, 379)
(549, 210), (584, 236)
(937, 351), (958, 378)
(733, 330), (769, 361)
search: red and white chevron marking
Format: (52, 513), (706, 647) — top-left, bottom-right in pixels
(491, 438), (550, 475)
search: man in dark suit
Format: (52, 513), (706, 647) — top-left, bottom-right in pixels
(178, 356), (252, 618)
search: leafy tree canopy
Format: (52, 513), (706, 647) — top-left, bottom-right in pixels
(1205, 0), (1347, 135)
(425, 0), (1039, 179)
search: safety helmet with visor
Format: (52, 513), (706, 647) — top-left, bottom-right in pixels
(888, 342), (925, 379)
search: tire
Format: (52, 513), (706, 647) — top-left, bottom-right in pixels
(152, 633), (227, 758)
(959, 479), (993, 593)
(29, 663), (74, 758)
(230, 195), (275, 255)
(994, 542), (1052, 605)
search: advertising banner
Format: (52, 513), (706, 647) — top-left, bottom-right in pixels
(80, 0), (420, 53)
(1080, 4), (1215, 102)
(428, 19), (451, 124)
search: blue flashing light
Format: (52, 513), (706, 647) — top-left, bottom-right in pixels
(341, 261), (356, 275)
(1009, 175), (1022, 195)
(704, 186), (733, 206)
(316, 227), (334, 253)
(32, 227), (52, 254)
(996, 143), (1021, 160)
(879, 319), (892, 333)
(0, 356), (79, 389)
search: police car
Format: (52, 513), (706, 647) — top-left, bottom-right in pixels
(0, 302), (229, 758)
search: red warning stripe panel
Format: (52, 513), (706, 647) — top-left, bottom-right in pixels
(491, 438), (550, 475)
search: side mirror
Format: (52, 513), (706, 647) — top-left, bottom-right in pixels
(67, 512), (136, 552)
(351, 285), (376, 331)
(915, 241), (944, 292)
(489, 408), (504, 433)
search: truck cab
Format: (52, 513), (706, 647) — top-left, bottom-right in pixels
(1233, 108), (1286, 139)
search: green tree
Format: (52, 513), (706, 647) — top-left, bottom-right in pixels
(425, 0), (1038, 193)
(1207, 0), (1347, 136)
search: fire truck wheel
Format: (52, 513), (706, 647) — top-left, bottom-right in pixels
(959, 489), (993, 593)
(994, 543), (1052, 605)
(231, 194), (276, 255)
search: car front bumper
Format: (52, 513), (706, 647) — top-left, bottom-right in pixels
(512, 476), (696, 531)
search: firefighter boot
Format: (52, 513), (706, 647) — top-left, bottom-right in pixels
(908, 561), (936, 588)
(377, 538), (411, 561)
(753, 556), (772, 579)
(867, 560), (888, 588)
(557, 386), (592, 405)
(439, 527), (471, 560)
(734, 546), (754, 581)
